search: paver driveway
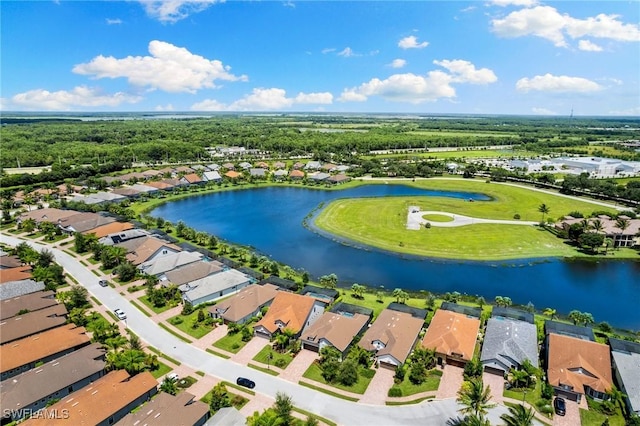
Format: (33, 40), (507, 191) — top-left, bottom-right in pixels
(436, 365), (465, 399)
(553, 398), (581, 426)
(482, 371), (505, 404)
(280, 349), (319, 382)
(232, 337), (270, 365)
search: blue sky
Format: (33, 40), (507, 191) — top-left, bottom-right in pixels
(1, 0), (639, 115)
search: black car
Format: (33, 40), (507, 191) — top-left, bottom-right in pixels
(554, 397), (566, 416)
(236, 377), (255, 389)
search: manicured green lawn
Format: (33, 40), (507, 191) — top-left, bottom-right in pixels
(339, 292), (429, 320)
(167, 311), (216, 339)
(422, 214), (454, 222)
(303, 362), (376, 395)
(580, 398), (627, 426)
(212, 332), (248, 354)
(150, 361), (171, 379)
(313, 179), (629, 260)
(252, 344), (294, 369)
(200, 387), (249, 410)
(139, 295), (175, 314)
(388, 369), (442, 397)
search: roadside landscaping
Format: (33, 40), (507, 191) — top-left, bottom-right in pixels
(303, 362), (376, 395)
(213, 331), (249, 354)
(388, 369), (442, 397)
(253, 344), (294, 369)
(167, 309), (217, 339)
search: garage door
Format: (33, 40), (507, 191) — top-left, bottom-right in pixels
(484, 366), (505, 377)
(447, 358), (466, 368)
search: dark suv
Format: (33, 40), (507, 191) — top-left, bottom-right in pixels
(236, 377), (255, 389)
(554, 397), (566, 416)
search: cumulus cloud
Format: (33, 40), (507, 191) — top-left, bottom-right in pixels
(192, 88), (333, 111)
(490, 0), (538, 7)
(140, 0), (222, 23)
(516, 74), (602, 93)
(578, 40), (603, 52)
(491, 6), (640, 47)
(10, 86), (142, 110)
(398, 35), (429, 49)
(73, 40), (247, 93)
(106, 18), (122, 25)
(389, 59), (407, 69)
(433, 59), (497, 84)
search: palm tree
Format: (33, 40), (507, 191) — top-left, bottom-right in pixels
(607, 385), (628, 415)
(160, 376), (178, 395)
(538, 204), (550, 223)
(543, 307), (557, 320)
(590, 218), (604, 234)
(447, 415), (491, 426)
(457, 378), (496, 418)
(615, 217), (631, 248)
(500, 404), (535, 426)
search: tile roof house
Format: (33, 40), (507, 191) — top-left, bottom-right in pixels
(273, 169), (288, 180)
(22, 370), (158, 426)
(610, 338), (640, 415)
(0, 290), (58, 320)
(556, 216), (640, 248)
(289, 169), (305, 180)
(0, 255), (23, 269)
(254, 292), (324, 339)
(0, 265), (33, 283)
(99, 229), (151, 246)
(162, 260), (225, 287)
(255, 161), (269, 169)
(239, 162), (252, 170)
(224, 170), (242, 180)
(205, 406), (245, 426)
(145, 180), (175, 191)
(421, 309), (480, 368)
(546, 332), (613, 402)
(174, 166), (195, 174)
(181, 173), (205, 185)
(305, 161), (322, 170)
(138, 250), (204, 277)
(480, 313), (538, 376)
(1, 343), (107, 424)
(203, 171), (223, 183)
(308, 172), (330, 182)
(110, 186), (142, 198)
(359, 308), (425, 369)
(128, 183), (161, 194)
(17, 208), (80, 226)
(89, 191), (128, 203)
(1, 324), (91, 381)
(0, 279), (46, 301)
(273, 161), (286, 169)
(117, 391), (210, 426)
(327, 174), (351, 185)
(249, 168), (267, 178)
(300, 311), (371, 358)
(181, 269), (255, 306)
(222, 162), (235, 170)
(208, 283), (279, 324)
(58, 212), (117, 234)
(0, 304), (68, 344)
(116, 236), (182, 266)
(292, 162), (305, 170)
(83, 221), (135, 239)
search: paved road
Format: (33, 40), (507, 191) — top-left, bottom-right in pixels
(1, 233), (515, 425)
(407, 209), (538, 229)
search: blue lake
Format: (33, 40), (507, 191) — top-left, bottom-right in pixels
(151, 185), (640, 330)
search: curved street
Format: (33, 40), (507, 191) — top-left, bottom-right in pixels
(1, 233), (518, 425)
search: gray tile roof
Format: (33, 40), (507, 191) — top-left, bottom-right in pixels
(481, 317), (538, 374)
(0, 280), (46, 301)
(182, 269), (253, 303)
(610, 338), (640, 414)
(139, 251), (204, 276)
(163, 260), (225, 286)
(0, 290), (58, 320)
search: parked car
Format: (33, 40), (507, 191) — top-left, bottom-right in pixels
(99, 279), (108, 287)
(167, 373), (179, 381)
(236, 377), (255, 389)
(114, 308), (127, 320)
(554, 397), (566, 416)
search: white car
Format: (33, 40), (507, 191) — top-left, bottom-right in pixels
(167, 373), (179, 381)
(114, 308), (127, 320)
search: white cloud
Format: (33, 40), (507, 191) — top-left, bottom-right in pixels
(578, 40), (603, 52)
(389, 59), (407, 69)
(73, 40), (247, 94)
(339, 71), (455, 104)
(398, 35), (429, 49)
(140, 0), (223, 23)
(337, 47), (355, 57)
(608, 106), (640, 116)
(321, 48), (336, 54)
(516, 73), (602, 93)
(106, 18), (123, 25)
(193, 88), (333, 111)
(154, 103), (174, 111)
(294, 92), (333, 104)
(10, 86), (141, 110)
(282, 1), (295, 8)
(531, 107), (557, 115)
(490, 0), (538, 7)
(491, 6), (640, 47)
(433, 59), (497, 84)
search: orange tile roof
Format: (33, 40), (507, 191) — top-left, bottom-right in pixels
(182, 173), (203, 183)
(224, 170), (242, 179)
(0, 265), (33, 284)
(289, 170), (305, 178)
(23, 370), (158, 426)
(547, 333), (613, 395)
(359, 309), (424, 365)
(1, 324), (90, 373)
(255, 292), (316, 334)
(83, 221), (134, 238)
(421, 309), (480, 362)
(145, 181), (174, 190)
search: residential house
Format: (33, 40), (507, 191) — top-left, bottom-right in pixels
(181, 173), (205, 186)
(142, 169), (163, 179)
(111, 186), (142, 198)
(174, 166), (195, 175)
(0, 279), (45, 301)
(255, 161), (269, 169)
(300, 308), (371, 358)
(58, 212), (117, 234)
(129, 183), (161, 195)
(138, 250), (204, 277)
(181, 269), (254, 306)
(422, 308), (480, 368)
(68, 194), (107, 205)
(321, 163), (338, 172)
(258, 276), (299, 292)
(249, 168), (267, 179)
(22, 370), (157, 426)
(0, 265), (33, 284)
(224, 170), (242, 180)
(162, 260), (225, 287)
(239, 162), (252, 170)
(273, 161), (286, 170)
(1, 343), (107, 424)
(273, 169), (288, 180)
(610, 338), (640, 415)
(206, 163), (221, 171)
(83, 221), (135, 239)
(145, 180), (175, 191)
(1, 324), (91, 381)
(0, 304), (68, 344)
(308, 172), (330, 182)
(327, 174), (351, 185)
(162, 178), (187, 188)
(0, 290), (58, 320)
(292, 162), (304, 170)
(0, 255), (22, 269)
(300, 285), (338, 305)
(359, 307), (425, 369)
(205, 406), (245, 426)
(304, 161), (322, 170)
(208, 283), (279, 324)
(254, 292), (324, 339)
(17, 208), (80, 226)
(117, 391), (210, 426)
(289, 170), (305, 180)
(480, 307), (538, 376)
(222, 162), (235, 171)
(556, 215), (640, 247)
(89, 191), (128, 203)
(116, 236), (182, 266)
(99, 228), (150, 246)
(203, 170), (223, 184)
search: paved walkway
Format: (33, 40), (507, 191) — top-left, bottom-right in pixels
(360, 367), (395, 405)
(407, 208), (537, 230)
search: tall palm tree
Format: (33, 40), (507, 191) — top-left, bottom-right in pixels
(457, 378), (496, 418)
(590, 218), (604, 234)
(500, 404), (535, 426)
(538, 204), (550, 223)
(615, 218), (631, 248)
